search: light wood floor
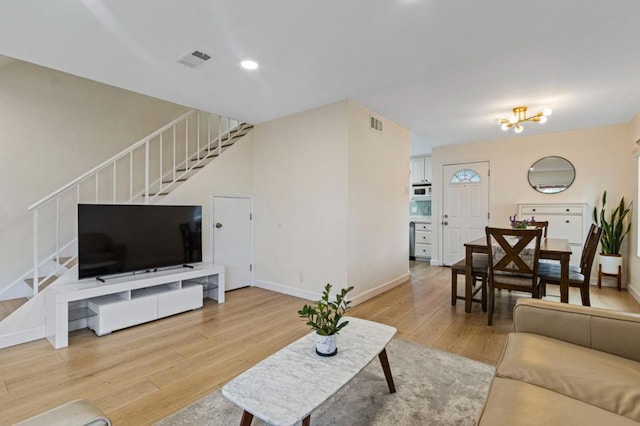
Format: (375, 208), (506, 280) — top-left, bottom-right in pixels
(1, 262), (638, 425)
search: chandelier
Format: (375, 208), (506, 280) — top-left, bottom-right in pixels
(497, 106), (552, 133)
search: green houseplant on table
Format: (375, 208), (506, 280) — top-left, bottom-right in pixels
(298, 283), (354, 356)
(592, 190), (632, 278)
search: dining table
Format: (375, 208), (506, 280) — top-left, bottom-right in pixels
(463, 237), (572, 313)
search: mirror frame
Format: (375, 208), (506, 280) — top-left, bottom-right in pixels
(527, 156), (576, 194)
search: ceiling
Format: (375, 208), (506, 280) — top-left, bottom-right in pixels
(1, 0), (639, 149)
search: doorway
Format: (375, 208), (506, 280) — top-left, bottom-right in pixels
(441, 162), (490, 266)
(211, 195), (253, 291)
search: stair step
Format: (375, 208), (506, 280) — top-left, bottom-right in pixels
(162, 178), (188, 184)
(0, 297), (28, 321)
(146, 192), (170, 197)
(58, 257), (78, 268)
(176, 165), (205, 172)
(25, 275), (58, 291)
(191, 153), (220, 162)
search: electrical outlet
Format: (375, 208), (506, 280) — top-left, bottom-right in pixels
(411, 207), (418, 213)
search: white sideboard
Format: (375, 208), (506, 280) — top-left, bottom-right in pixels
(46, 263), (225, 349)
(517, 203), (589, 267)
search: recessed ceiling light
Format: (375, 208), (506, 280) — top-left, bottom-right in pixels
(240, 60), (259, 70)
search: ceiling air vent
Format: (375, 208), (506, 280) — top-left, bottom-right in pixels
(176, 50), (212, 69)
(370, 115), (383, 133)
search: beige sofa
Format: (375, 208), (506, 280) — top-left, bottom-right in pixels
(478, 298), (640, 425)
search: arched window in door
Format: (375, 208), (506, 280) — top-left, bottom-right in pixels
(450, 169), (482, 184)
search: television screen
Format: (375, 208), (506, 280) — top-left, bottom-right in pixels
(78, 204), (202, 279)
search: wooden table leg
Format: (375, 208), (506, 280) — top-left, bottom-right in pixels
(464, 245), (473, 313)
(560, 253), (569, 303)
(240, 410), (253, 426)
(378, 348), (396, 393)
(302, 415), (311, 426)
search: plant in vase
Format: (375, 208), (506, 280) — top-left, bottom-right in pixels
(593, 190), (632, 276)
(509, 214), (535, 229)
(298, 283), (354, 357)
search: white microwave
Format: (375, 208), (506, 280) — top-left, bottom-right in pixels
(411, 185), (432, 199)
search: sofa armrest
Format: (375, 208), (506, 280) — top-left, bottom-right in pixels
(513, 299), (640, 362)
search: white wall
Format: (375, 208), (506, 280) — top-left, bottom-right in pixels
(0, 60), (189, 289)
(347, 102), (410, 302)
(251, 100), (410, 302)
(432, 124), (634, 285)
(252, 101), (350, 298)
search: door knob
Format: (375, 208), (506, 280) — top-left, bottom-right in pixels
(442, 221), (449, 225)
(215, 223), (223, 228)
(444, 214), (449, 218)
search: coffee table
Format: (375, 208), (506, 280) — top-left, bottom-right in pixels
(222, 317), (397, 425)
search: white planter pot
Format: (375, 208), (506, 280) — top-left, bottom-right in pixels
(315, 333), (337, 357)
(600, 254), (623, 275)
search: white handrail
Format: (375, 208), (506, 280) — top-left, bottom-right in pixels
(28, 110), (195, 210)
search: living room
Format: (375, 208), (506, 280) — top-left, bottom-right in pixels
(2, 1), (640, 424)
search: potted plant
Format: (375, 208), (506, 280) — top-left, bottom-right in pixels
(298, 283), (354, 357)
(592, 190), (633, 274)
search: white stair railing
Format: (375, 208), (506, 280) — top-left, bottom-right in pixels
(25, 110), (250, 296)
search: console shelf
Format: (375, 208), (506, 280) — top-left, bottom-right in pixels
(46, 263), (225, 348)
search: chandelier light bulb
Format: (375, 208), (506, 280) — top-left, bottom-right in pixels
(501, 123), (510, 131)
(542, 108), (553, 116)
(514, 124), (523, 134)
(539, 116), (548, 124)
(508, 115), (518, 124)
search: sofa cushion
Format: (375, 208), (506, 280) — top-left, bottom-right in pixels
(478, 377), (639, 426)
(496, 332), (640, 422)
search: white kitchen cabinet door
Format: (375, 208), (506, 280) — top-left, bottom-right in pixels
(411, 158), (425, 184)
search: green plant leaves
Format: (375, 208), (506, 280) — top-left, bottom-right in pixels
(297, 283), (354, 335)
(593, 190), (633, 255)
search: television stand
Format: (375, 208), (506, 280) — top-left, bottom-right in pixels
(46, 263), (225, 349)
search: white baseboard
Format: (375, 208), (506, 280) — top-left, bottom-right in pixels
(0, 326), (45, 350)
(349, 273), (410, 306)
(430, 258), (442, 266)
(253, 280), (321, 301)
(254, 273), (410, 306)
(629, 284), (640, 304)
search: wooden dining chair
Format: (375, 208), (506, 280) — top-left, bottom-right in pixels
(538, 224), (603, 306)
(486, 227), (543, 326)
(450, 254), (488, 312)
(529, 220), (549, 237)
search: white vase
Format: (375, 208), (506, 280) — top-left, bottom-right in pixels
(600, 254), (623, 275)
(315, 333), (337, 357)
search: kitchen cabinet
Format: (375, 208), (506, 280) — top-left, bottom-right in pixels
(414, 222), (432, 260)
(411, 156), (432, 184)
(517, 203), (589, 267)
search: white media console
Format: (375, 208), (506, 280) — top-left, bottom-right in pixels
(46, 263), (225, 349)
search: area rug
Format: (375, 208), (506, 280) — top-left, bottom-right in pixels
(156, 338), (494, 426)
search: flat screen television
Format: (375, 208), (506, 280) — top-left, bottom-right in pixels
(78, 204), (202, 279)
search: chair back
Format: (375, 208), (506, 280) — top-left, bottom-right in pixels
(486, 227), (543, 277)
(580, 224), (603, 277)
(529, 220), (549, 238)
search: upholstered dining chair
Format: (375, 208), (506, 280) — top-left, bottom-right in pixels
(529, 220), (549, 237)
(450, 254), (488, 312)
(538, 224), (603, 306)
(486, 227), (543, 326)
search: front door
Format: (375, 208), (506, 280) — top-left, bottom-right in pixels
(442, 162), (490, 266)
(212, 195), (253, 291)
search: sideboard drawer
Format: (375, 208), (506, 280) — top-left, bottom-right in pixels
(520, 205), (583, 215)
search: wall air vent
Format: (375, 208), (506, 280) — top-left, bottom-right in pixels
(176, 50), (212, 69)
(370, 115), (383, 133)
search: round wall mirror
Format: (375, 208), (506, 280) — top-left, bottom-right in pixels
(528, 156), (575, 194)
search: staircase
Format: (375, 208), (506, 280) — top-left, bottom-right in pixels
(0, 110), (252, 326)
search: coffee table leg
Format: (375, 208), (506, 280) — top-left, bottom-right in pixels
(302, 415), (311, 426)
(378, 348), (396, 393)
(240, 410), (253, 426)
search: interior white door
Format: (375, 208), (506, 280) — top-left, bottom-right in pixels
(442, 162), (490, 266)
(212, 196), (252, 291)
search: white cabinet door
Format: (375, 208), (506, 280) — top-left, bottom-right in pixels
(410, 158), (425, 184)
(424, 157), (432, 183)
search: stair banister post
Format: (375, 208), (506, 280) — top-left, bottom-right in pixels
(172, 125), (176, 182)
(185, 117), (189, 172)
(144, 139), (149, 204)
(159, 133), (163, 193)
(207, 114), (211, 154)
(32, 208), (39, 297)
(129, 151), (133, 202)
(197, 113), (200, 162)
